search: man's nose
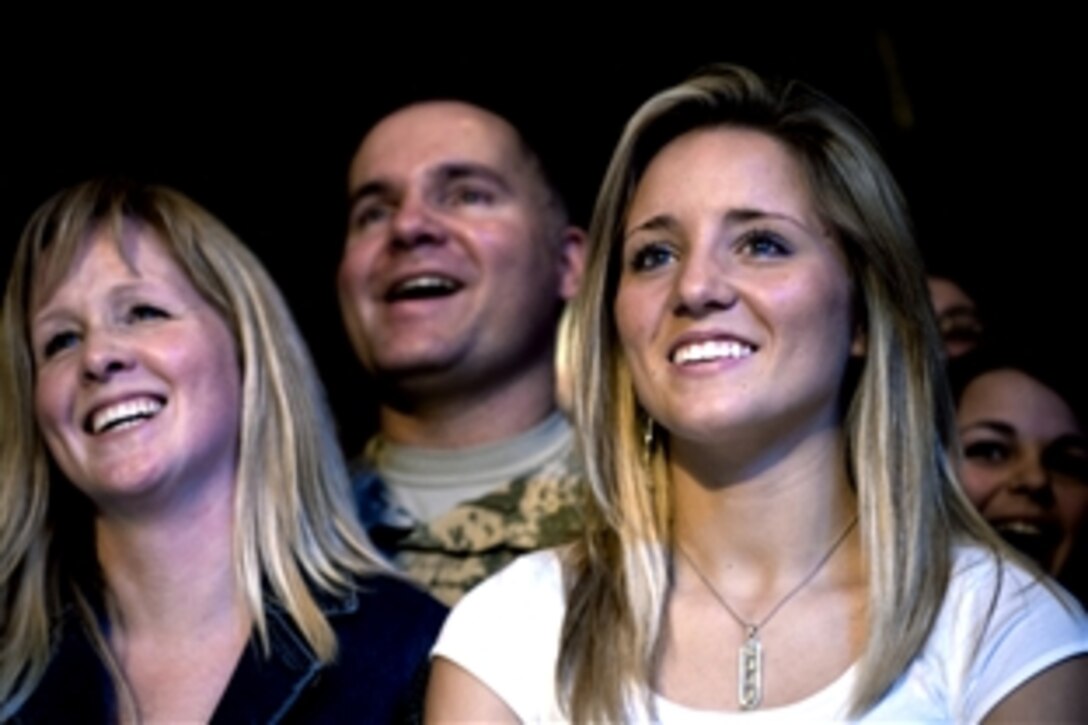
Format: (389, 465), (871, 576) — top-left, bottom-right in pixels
(391, 194), (445, 250)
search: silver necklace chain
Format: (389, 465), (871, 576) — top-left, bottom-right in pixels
(676, 514), (858, 710)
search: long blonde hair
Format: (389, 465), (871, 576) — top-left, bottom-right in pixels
(0, 179), (386, 716)
(558, 64), (1000, 721)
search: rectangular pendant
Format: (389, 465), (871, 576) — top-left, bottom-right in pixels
(737, 633), (763, 710)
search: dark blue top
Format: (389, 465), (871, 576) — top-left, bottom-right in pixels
(13, 573), (447, 724)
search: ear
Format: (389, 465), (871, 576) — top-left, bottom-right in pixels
(556, 226), (587, 301)
(850, 324), (867, 357)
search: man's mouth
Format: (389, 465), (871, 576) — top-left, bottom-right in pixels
(385, 274), (464, 301)
(671, 339), (755, 365)
(85, 396), (165, 435)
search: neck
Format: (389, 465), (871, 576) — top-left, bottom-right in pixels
(95, 482), (243, 640)
(378, 360), (559, 448)
(671, 423), (858, 587)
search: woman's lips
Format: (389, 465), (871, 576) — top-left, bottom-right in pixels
(670, 337), (756, 365)
(85, 395), (166, 435)
(989, 517), (1063, 568)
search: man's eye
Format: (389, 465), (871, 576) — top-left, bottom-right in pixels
(448, 186), (494, 206)
(738, 230), (790, 258)
(351, 203), (390, 229)
(42, 331), (80, 359)
(629, 243), (676, 272)
(964, 440), (1010, 465)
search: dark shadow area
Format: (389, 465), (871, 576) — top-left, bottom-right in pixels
(5, 20), (1081, 452)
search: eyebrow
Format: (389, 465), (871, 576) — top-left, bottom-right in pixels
(937, 304), (979, 319)
(436, 162), (513, 193)
(347, 179), (391, 210)
(348, 161), (514, 210)
(623, 214), (681, 243)
(32, 280), (150, 327)
(624, 207), (816, 242)
(1049, 433), (1088, 451)
(959, 420), (1017, 437)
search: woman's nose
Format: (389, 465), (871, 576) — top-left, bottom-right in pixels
(80, 330), (134, 383)
(1009, 453), (1056, 502)
(674, 255), (737, 316)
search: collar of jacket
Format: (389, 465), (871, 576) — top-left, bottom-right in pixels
(15, 584), (360, 724)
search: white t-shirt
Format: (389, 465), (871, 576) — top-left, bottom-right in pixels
(433, 546), (1088, 722)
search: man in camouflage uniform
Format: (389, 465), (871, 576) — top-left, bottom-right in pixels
(340, 100), (586, 605)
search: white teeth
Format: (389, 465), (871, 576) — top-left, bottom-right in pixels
(91, 398), (164, 435)
(394, 276), (458, 294)
(672, 340), (754, 365)
(995, 521), (1044, 537)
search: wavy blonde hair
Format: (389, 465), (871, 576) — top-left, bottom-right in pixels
(558, 64), (1001, 721)
(0, 179), (387, 716)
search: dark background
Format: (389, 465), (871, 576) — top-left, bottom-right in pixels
(5, 20), (1082, 450)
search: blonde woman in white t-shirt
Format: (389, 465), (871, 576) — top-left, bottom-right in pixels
(426, 64), (1088, 723)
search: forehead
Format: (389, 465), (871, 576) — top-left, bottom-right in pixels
(349, 101), (533, 190)
(629, 126), (817, 223)
(959, 369), (1081, 439)
(33, 223), (185, 310)
(928, 277), (974, 313)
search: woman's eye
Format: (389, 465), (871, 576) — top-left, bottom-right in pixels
(1043, 443), (1088, 483)
(42, 331), (80, 359)
(128, 304), (169, 322)
(738, 230), (790, 258)
(964, 440), (1011, 465)
(629, 243), (676, 272)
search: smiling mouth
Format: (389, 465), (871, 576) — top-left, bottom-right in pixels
(990, 519), (1061, 568)
(385, 275), (463, 302)
(86, 397), (166, 435)
(671, 340), (755, 365)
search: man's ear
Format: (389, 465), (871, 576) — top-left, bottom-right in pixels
(557, 226), (587, 301)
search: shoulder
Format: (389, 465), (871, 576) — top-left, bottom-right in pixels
(898, 545), (1088, 721)
(337, 572), (449, 655)
(866, 545), (1088, 721)
(9, 606), (114, 723)
(280, 574), (448, 723)
(431, 549), (568, 721)
(442, 548), (566, 618)
(943, 545), (1087, 641)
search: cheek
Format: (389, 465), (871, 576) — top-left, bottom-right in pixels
(33, 367), (67, 438)
(337, 248), (377, 337)
(778, 272), (853, 343)
(338, 241), (379, 297)
(1055, 483), (1088, 531)
(477, 220), (539, 275)
(613, 287), (646, 363)
(958, 463), (1003, 508)
(31, 367), (78, 476)
(190, 339), (244, 443)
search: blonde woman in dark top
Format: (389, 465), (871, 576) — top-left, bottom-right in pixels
(1, 179), (445, 722)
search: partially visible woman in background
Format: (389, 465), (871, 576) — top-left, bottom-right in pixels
(426, 64), (1087, 722)
(926, 273), (984, 359)
(0, 179), (446, 722)
(952, 345), (1088, 605)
